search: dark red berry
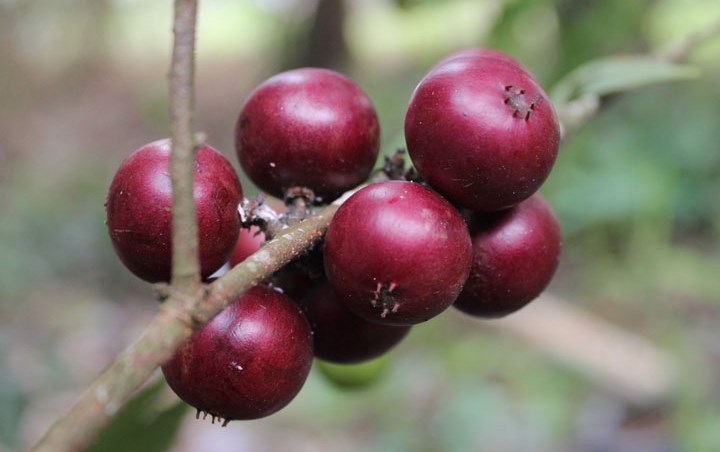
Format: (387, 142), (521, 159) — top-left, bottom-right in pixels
(106, 139), (242, 282)
(454, 194), (562, 318)
(228, 226), (265, 267)
(227, 221), (316, 301)
(297, 281), (411, 364)
(235, 68), (380, 202)
(161, 285), (314, 423)
(405, 50), (560, 212)
(324, 181), (472, 326)
(271, 246), (322, 301)
(435, 48), (527, 72)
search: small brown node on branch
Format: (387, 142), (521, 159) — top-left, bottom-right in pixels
(382, 148), (407, 180)
(153, 283), (172, 302)
(379, 148), (422, 183)
(404, 165), (422, 183)
(283, 187), (316, 224)
(239, 194), (283, 240)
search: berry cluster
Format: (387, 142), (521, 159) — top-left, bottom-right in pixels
(105, 49), (562, 425)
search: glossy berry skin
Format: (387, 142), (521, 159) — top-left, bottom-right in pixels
(453, 194), (562, 318)
(435, 48), (527, 71)
(297, 281), (411, 364)
(161, 285), (314, 423)
(235, 68), (380, 202)
(106, 139), (242, 282)
(229, 200), (286, 267)
(405, 50), (560, 212)
(228, 226), (265, 267)
(228, 225), (316, 301)
(324, 181), (472, 326)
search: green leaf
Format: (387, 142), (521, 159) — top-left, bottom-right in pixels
(88, 379), (188, 452)
(551, 56), (700, 105)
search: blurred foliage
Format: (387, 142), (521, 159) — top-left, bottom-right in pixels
(550, 56), (699, 106)
(89, 380), (188, 452)
(2, 0), (720, 450)
(0, 348), (26, 451)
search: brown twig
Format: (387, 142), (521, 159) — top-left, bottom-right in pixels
(169, 0), (200, 289)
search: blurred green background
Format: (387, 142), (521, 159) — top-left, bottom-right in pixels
(2, 0), (720, 451)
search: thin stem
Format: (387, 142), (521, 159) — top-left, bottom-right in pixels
(170, 0), (200, 287)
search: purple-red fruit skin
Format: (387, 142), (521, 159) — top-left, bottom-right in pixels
(298, 282), (411, 364)
(324, 181), (473, 326)
(454, 194), (562, 318)
(435, 48), (527, 72)
(228, 226), (265, 268)
(227, 225), (316, 301)
(161, 285), (314, 422)
(405, 51), (560, 212)
(235, 68), (380, 202)
(106, 139), (242, 283)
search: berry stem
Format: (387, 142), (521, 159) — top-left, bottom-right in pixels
(169, 0), (201, 288)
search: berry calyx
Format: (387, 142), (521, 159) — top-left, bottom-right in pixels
(297, 281), (411, 363)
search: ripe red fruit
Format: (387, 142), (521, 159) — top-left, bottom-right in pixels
(235, 68), (380, 202)
(161, 285), (314, 423)
(405, 50), (560, 212)
(228, 226), (265, 267)
(435, 48), (527, 71)
(324, 181), (472, 326)
(297, 281), (411, 364)
(453, 194), (562, 318)
(106, 139), (242, 282)
(227, 222), (316, 301)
